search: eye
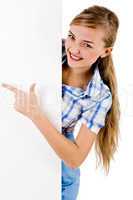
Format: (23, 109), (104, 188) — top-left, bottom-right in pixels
(83, 43), (93, 48)
(68, 34), (75, 40)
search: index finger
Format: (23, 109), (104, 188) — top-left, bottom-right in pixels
(2, 83), (18, 94)
(29, 83), (36, 94)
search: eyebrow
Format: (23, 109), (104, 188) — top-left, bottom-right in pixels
(68, 30), (94, 44)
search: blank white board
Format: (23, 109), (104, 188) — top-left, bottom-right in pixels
(0, 1), (61, 199)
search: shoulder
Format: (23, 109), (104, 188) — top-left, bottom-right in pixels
(78, 81), (112, 134)
(89, 77), (112, 110)
(92, 80), (112, 116)
(99, 81), (112, 109)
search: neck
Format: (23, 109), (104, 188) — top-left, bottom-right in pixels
(63, 65), (93, 89)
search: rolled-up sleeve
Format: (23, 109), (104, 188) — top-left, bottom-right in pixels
(75, 92), (112, 135)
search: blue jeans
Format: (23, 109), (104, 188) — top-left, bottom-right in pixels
(61, 132), (80, 200)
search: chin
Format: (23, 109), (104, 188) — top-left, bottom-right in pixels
(67, 58), (82, 68)
(67, 61), (79, 67)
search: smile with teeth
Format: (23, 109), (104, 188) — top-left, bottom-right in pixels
(69, 52), (82, 61)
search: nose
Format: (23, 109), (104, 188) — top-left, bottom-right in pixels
(70, 42), (81, 55)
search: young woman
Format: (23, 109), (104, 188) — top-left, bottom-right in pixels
(2, 5), (120, 200)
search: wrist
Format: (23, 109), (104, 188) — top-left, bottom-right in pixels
(30, 107), (44, 122)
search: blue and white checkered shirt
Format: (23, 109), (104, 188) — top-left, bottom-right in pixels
(62, 39), (112, 136)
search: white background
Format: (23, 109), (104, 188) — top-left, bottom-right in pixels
(0, 1), (132, 199)
(63, 1), (133, 200)
(0, 0), (61, 200)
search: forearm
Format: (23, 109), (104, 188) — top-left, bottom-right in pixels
(31, 111), (80, 169)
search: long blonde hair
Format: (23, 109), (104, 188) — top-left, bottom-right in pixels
(70, 5), (120, 174)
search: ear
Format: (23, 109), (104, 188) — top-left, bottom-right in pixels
(100, 47), (113, 58)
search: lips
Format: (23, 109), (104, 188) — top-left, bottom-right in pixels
(69, 52), (82, 61)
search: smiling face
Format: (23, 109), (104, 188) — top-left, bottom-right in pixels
(65, 25), (112, 72)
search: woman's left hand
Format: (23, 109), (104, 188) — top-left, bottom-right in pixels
(1, 83), (42, 120)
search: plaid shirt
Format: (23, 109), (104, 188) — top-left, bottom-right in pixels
(62, 39), (112, 135)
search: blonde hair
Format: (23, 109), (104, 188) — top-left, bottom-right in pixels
(70, 5), (120, 174)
